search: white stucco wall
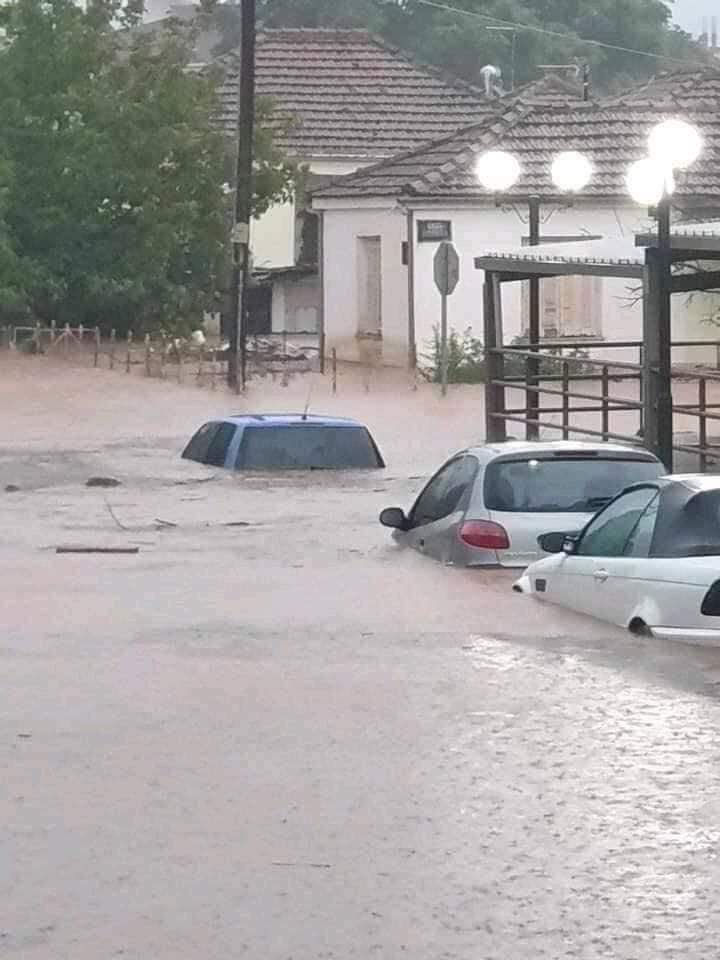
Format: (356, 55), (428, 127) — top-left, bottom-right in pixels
(317, 197), (718, 368)
(321, 201), (408, 365)
(271, 275), (321, 333)
(673, 289), (720, 366)
(250, 160), (371, 272)
(251, 199), (296, 270)
(409, 203), (651, 359)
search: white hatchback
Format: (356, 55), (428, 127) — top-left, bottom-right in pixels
(380, 440), (663, 568)
(514, 474), (720, 643)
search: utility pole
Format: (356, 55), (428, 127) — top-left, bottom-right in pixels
(227, 0), (256, 393)
(527, 195), (540, 440)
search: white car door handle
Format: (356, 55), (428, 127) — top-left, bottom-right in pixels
(593, 569), (609, 582)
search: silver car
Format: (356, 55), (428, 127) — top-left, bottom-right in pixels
(380, 441), (663, 568)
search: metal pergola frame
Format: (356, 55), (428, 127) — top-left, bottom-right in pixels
(475, 231), (720, 470)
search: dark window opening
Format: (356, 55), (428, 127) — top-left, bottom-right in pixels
(182, 423), (222, 463)
(237, 425), (384, 470)
(410, 456), (478, 527)
(204, 422), (237, 467)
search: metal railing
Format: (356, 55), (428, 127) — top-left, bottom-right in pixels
(486, 338), (720, 470)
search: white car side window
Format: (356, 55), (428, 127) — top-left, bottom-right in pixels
(577, 488), (658, 558)
(624, 493), (660, 557)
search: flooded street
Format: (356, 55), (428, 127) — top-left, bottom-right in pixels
(3, 355), (720, 959)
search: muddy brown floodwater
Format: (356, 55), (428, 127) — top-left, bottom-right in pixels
(3, 354), (720, 959)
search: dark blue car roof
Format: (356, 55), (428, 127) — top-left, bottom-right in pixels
(221, 414), (365, 428)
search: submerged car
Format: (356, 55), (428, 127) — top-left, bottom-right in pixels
(514, 475), (720, 643)
(182, 414), (385, 470)
(379, 441), (663, 567)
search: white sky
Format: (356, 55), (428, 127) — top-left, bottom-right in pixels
(671, 0), (716, 34)
(142, 1), (717, 38)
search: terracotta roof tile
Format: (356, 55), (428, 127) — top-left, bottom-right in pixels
(313, 68), (720, 203)
(216, 29), (572, 160)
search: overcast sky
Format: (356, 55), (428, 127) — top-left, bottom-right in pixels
(143, 1), (716, 38)
(671, 0), (716, 33)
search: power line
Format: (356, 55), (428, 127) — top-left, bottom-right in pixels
(416, 0), (711, 69)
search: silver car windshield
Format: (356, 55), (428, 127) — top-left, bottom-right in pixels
(484, 457), (662, 513)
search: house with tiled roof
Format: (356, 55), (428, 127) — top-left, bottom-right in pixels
(217, 27), (516, 335)
(137, 13), (524, 333)
(311, 68), (720, 367)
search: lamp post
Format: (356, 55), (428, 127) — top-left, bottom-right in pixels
(625, 118), (703, 470)
(475, 149), (593, 438)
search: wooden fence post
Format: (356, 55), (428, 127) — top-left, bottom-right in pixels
(331, 348), (337, 395)
(126, 330), (133, 373)
(94, 327), (100, 367)
(63, 323), (71, 357)
(160, 334), (167, 379)
(109, 329), (116, 370)
(144, 333), (151, 376)
(50, 318), (56, 345)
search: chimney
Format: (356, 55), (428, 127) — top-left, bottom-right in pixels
(480, 64), (502, 98)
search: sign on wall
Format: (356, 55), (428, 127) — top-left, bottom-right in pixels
(417, 220), (452, 243)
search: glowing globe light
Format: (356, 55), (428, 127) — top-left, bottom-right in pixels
(626, 157), (670, 207)
(550, 151), (593, 192)
(648, 119), (703, 171)
(475, 151), (521, 192)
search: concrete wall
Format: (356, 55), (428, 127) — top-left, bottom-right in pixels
(251, 199), (296, 270)
(250, 160), (365, 271)
(409, 203), (649, 358)
(271, 274), (321, 333)
(321, 202), (407, 365)
(672, 290), (720, 366)
(318, 198), (719, 368)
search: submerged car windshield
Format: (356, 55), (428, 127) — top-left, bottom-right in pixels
(237, 425), (384, 470)
(485, 457), (662, 513)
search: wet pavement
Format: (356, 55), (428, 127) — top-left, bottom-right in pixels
(3, 354), (720, 959)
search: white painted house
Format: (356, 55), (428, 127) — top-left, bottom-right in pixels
(312, 68), (720, 367)
(215, 28), (518, 335)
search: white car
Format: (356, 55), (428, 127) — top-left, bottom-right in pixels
(514, 475), (720, 643)
(380, 440), (663, 568)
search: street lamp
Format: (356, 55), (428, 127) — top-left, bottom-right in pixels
(475, 147), (593, 437)
(625, 117), (703, 469)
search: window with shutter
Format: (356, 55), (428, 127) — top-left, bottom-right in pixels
(521, 275), (603, 338)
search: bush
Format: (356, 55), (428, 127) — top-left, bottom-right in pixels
(420, 326), (485, 384)
(420, 329), (594, 384)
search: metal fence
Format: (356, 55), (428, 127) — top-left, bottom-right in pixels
(486, 337), (720, 470)
(3, 324), (321, 384)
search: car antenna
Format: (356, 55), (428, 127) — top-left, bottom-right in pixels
(302, 382), (313, 421)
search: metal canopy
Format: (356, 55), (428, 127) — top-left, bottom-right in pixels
(474, 237), (645, 280)
(477, 229), (720, 471)
(635, 221), (720, 257)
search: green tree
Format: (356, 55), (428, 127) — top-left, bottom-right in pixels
(0, 0), (294, 334)
(258, 0), (387, 29)
(260, 0), (708, 93)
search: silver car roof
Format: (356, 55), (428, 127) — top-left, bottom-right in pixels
(464, 440), (659, 464)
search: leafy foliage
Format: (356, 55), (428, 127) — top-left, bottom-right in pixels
(0, 0), (294, 335)
(420, 326), (485, 383)
(420, 327), (593, 383)
(260, 0), (708, 93)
